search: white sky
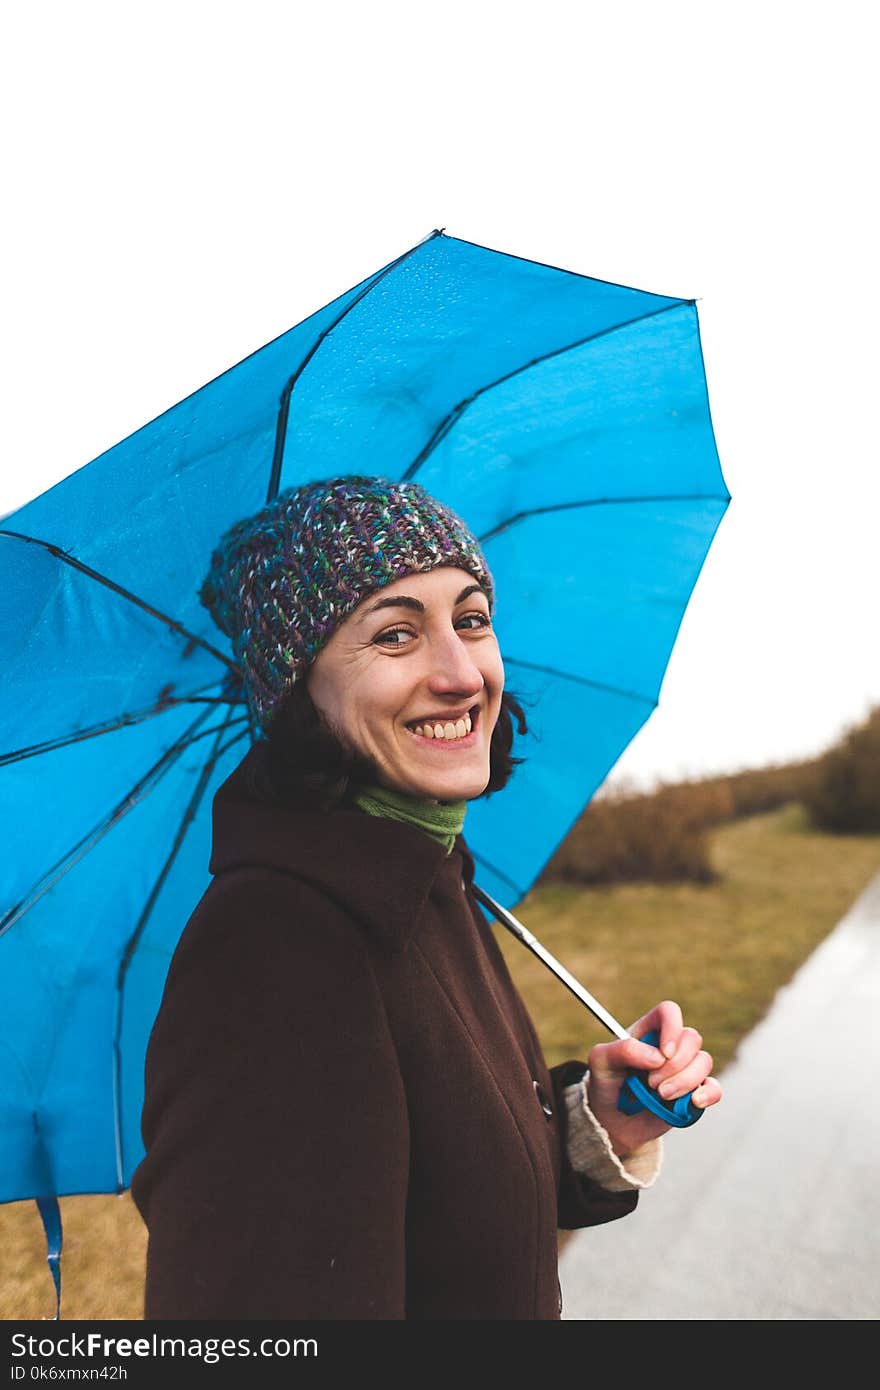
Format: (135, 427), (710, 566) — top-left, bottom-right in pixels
(2, 1), (876, 790)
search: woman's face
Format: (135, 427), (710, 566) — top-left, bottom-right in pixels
(307, 566), (504, 802)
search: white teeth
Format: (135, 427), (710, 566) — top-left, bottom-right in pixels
(410, 713), (474, 741)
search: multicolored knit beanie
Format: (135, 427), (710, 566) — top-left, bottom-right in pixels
(199, 475), (495, 732)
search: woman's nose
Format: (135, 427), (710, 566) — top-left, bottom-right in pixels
(426, 632), (485, 697)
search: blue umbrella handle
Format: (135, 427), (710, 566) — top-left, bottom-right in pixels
(617, 1029), (703, 1128)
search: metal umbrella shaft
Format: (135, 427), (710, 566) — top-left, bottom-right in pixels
(470, 882), (630, 1043)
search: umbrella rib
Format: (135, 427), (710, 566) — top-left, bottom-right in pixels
(266, 229), (445, 503)
(0, 710), (247, 942)
(112, 702), (245, 1189)
(0, 684), (244, 767)
(467, 847), (527, 901)
(0, 530), (238, 672)
(212, 730), (251, 761)
(476, 492), (730, 544)
(502, 656), (658, 708)
(401, 300), (691, 481)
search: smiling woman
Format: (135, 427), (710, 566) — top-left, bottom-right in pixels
(130, 475), (718, 1321)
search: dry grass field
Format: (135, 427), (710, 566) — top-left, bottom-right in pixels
(2, 801), (879, 1320)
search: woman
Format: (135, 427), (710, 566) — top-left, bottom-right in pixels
(131, 475), (721, 1319)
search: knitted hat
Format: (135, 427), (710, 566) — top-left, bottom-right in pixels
(199, 475), (495, 732)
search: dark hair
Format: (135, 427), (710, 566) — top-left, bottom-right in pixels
(245, 680), (530, 812)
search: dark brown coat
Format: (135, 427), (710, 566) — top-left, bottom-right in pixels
(131, 746), (637, 1319)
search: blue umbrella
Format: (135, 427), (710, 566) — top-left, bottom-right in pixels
(0, 229), (728, 1282)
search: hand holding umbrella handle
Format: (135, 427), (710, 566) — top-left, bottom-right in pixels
(470, 885), (704, 1130)
(616, 1029), (703, 1128)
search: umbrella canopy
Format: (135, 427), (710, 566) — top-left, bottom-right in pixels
(0, 229), (728, 1206)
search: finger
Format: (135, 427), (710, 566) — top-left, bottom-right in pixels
(690, 1076), (723, 1109)
(589, 1036), (665, 1078)
(648, 1026), (704, 1086)
(654, 1050), (714, 1101)
(629, 999), (684, 1060)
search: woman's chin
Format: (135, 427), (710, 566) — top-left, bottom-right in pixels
(393, 762), (490, 803)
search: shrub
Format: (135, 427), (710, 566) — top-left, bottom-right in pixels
(539, 780), (734, 886)
(802, 707), (880, 832)
(697, 760), (818, 821)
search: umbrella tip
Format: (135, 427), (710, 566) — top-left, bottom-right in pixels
(413, 227), (446, 251)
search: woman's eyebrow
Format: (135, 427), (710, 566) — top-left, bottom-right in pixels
(358, 583), (487, 624)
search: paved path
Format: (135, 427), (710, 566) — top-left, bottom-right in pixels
(559, 873), (880, 1320)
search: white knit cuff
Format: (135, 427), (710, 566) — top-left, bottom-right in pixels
(563, 1073), (663, 1192)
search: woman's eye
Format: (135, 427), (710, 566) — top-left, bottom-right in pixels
(457, 613), (491, 631)
(373, 627), (415, 647)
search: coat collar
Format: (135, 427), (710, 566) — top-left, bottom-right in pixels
(209, 743), (477, 951)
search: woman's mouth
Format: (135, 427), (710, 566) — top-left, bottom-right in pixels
(404, 706), (479, 746)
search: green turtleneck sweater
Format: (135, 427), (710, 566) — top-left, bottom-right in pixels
(351, 782), (467, 854)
